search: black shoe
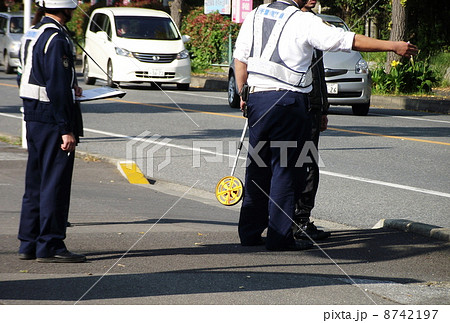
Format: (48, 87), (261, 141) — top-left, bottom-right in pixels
(19, 252), (36, 260)
(36, 251), (86, 263)
(241, 237), (266, 246)
(266, 239), (313, 251)
(294, 221), (331, 240)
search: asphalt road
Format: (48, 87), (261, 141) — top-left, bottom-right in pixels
(0, 69), (449, 231)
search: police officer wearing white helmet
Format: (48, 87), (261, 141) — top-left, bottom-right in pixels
(234, 0), (418, 251)
(18, 0), (86, 262)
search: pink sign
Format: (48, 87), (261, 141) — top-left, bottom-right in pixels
(232, 0), (253, 23)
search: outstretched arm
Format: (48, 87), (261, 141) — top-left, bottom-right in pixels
(352, 34), (418, 58)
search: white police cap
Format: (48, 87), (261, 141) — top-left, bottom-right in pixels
(35, 0), (77, 9)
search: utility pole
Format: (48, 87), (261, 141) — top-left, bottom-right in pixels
(24, 0), (32, 32)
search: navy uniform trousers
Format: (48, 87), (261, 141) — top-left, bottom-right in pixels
(295, 109), (321, 220)
(238, 90), (311, 249)
(18, 121), (75, 258)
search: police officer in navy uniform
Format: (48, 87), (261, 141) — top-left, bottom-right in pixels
(233, 0), (417, 250)
(18, 0), (86, 262)
(294, 0), (331, 241)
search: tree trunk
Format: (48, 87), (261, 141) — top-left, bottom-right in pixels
(170, 0), (183, 28)
(386, 0), (407, 73)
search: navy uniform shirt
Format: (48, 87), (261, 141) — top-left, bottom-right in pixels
(20, 16), (81, 138)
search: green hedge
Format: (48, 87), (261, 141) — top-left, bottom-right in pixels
(181, 7), (241, 72)
(371, 55), (439, 94)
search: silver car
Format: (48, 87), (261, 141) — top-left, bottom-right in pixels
(318, 14), (371, 116)
(227, 14), (372, 116)
(0, 12), (26, 74)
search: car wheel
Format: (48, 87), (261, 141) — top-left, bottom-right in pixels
(228, 73), (240, 109)
(352, 103), (370, 116)
(107, 61), (119, 88)
(177, 83), (190, 91)
(4, 53), (14, 74)
(83, 59), (96, 85)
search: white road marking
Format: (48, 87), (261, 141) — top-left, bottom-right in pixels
(320, 171), (450, 198)
(0, 112), (21, 119)
(2, 112), (448, 198)
(164, 90), (229, 100)
(84, 127), (450, 199)
(370, 113), (450, 124)
(392, 116), (450, 124)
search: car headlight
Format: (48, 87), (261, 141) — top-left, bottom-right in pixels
(8, 41), (21, 55)
(176, 49), (189, 60)
(115, 47), (133, 58)
(355, 58), (369, 74)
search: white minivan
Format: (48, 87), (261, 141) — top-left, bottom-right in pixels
(83, 7), (191, 89)
(0, 12), (27, 74)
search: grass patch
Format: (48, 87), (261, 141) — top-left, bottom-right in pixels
(362, 51), (450, 94)
(361, 52), (386, 65)
(0, 135), (21, 146)
(82, 154), (101, 162)
(429, 52), (450, 87)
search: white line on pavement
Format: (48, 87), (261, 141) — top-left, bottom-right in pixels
(84, 128), (450, 199)
(84, 127), (238, 159)
(164, 91), (229, 100)
(392, 116), (450, 124)
(370, 113), (450, 124)
(320, 171), (450, 198)
(1, 111), (447, 199)
(0, 112), (21, 119)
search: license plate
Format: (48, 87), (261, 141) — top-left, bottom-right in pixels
(148, 69), (165, 77)
(327, 83), (338, 94)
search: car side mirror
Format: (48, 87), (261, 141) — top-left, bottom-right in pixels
(182, 35), (191, 43)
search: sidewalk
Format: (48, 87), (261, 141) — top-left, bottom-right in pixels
(0, 141), (449, 305)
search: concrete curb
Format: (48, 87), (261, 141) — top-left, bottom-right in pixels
(73, 150), (229, 209)
(82, 145), (449, 243)
(373, 219), (450, 242)
(190, 75), (228, 90)
(371, 95), (450, 114)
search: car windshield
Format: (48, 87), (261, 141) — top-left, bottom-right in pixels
(10, 17), (24, 34)
(326, 20), (349, 31)
(114, 16), (180, 40)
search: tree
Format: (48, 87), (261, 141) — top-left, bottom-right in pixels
(406, 0), (450, 55)
(170, 0), (183, 28)
(319, 0), (390, 37)
(386, 0), (407, 73)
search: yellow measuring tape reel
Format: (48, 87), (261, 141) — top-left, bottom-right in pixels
(215, 119), (248, 206)
(215, 176), (244, 206)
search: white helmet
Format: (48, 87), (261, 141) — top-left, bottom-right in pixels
(35, 0), (77, 9)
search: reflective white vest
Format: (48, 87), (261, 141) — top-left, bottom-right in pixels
(19, 22), (70, 102)
(247, 4), (312, 88)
